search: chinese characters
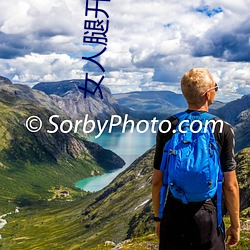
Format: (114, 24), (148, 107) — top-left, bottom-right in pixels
(79, 0), (110, 99)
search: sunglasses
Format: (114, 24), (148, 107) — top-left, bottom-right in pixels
(203, 83), (218, 95)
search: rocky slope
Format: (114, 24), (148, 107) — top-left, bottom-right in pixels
(80, 147), (154, 248)
(33, 80), (123, 123)
(235, 148), (250, 214)
(0, 76), (12, 85)
(210, 95), (250, 152)
(234, 108), (250, 152)
(213, 94), (250, 126)
(0, 78), (124, 212)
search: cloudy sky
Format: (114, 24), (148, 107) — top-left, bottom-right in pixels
(0, 0), (249, 102)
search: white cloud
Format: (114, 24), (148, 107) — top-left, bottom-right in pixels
(104, 70), (154, 93)
(0, 0), (249, 101)
(0, 53), (86, 86)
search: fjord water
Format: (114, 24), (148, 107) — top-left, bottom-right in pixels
(75, 129), (156, 192)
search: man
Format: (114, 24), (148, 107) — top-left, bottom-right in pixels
(152, 68), (240, 249)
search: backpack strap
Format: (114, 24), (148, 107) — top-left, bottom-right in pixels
(158, 112), (188, 218)
(174, 111), (189, 122)
(158, 143), (171, 219)
(201, 112), (223, 230)
(159, 183), (168, 219)
(200, 112), (217, 120)
(174, 111), (218, 125)
(217, 168), (223, 231)
(200, 112), (223, 229)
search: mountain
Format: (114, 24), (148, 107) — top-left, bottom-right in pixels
(114, 91), (248, 124)
(114, 91), (186, 119)
(0, 76), (12, 85)
(0, 78), (125, 212)
(209, 100), (225, 110)
(213, 94), (250, 126)
(32, 82), (227, 122)
(234, 109), (250, 152)
(33, 80), (123, 123)
(211, 94), (250, 152)
(114, 90), (225, 120)
(114, 91), (186, 110)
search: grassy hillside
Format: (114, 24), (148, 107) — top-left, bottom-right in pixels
(235, 148), (250, 214)
(0, 148), (155, 249)
(0, 199), (88, 250)
(1, 147), (249, 249)
(0, 83), (124, 213)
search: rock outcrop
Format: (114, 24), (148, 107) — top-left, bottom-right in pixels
(33, 79), (123, 123)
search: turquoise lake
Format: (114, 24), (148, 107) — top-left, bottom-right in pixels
(75, 129), (156, 192)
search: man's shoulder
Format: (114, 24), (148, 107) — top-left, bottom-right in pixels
(160, 115), (179, 131)
(211, 116), (234, 134)
(164, 115), (179, 122)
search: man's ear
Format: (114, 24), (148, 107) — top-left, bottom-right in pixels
(204, 92), (209, 100)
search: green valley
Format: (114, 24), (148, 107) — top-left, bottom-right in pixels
(0, 82), (124, 214)
(1, 147), (249, 249)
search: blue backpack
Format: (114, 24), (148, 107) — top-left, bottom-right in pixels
(158, 111), (223, 228)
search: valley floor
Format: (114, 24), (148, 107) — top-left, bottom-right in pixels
(0, 198), (249, 250)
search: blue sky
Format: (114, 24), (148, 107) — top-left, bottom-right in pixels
(0, 0), (249, 102)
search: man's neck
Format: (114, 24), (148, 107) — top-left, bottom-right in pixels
(187, 103), (209, 112)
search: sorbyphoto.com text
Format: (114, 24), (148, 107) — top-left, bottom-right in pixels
(25, 114), (224, 138)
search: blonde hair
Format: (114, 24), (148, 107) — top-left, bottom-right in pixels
(181, 68), (214, 104)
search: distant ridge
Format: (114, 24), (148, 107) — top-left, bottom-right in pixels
(0, 75), (12, 85)
(114, 90), (186, 110)
(113, 90), (186, 120)
(114, 90), (225, 120)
